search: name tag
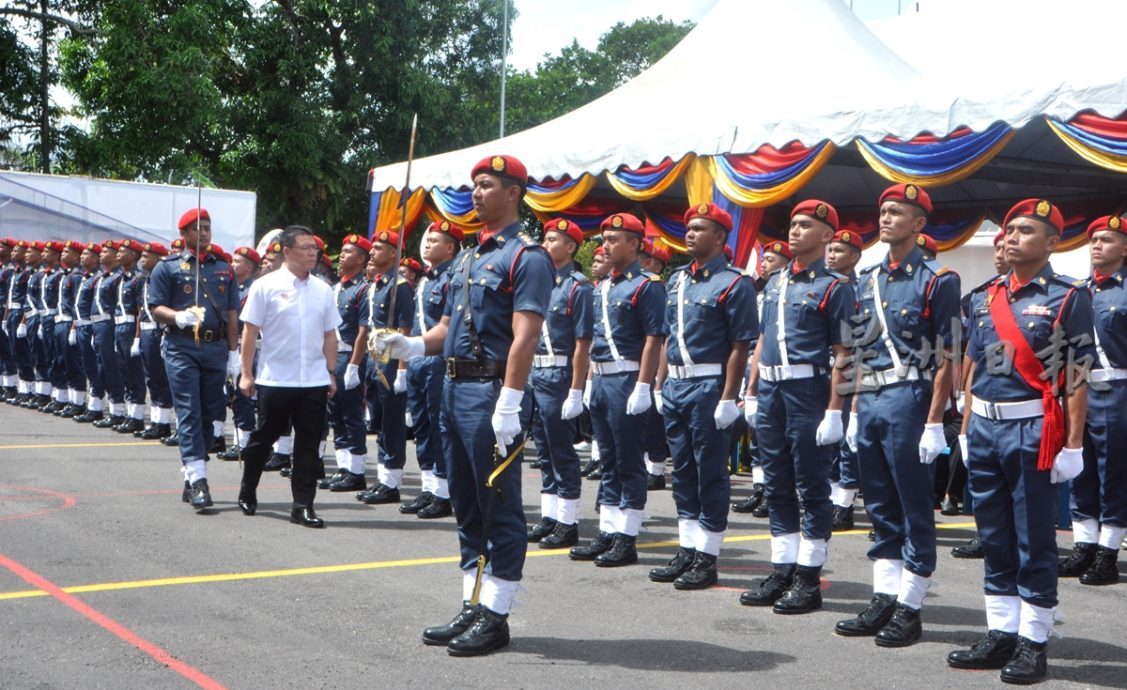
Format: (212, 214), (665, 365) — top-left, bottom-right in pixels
(1021, 305), (1052, 317)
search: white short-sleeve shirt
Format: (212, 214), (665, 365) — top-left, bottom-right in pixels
(241, 264), (342, 387)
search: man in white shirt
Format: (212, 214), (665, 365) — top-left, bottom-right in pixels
(237, 225), (341, 528)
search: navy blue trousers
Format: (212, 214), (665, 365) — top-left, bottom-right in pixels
(162, 335), (227, 465)
(92, 320), (124, 403)
(114, 324), (146, 406)
(407, 356), (447, 477)
(1073, 379), (1127, 528)
(78, 324), (104, 398)
(590, 371), (649, 511)
(531, 366), (581, 500)
(328, 352), (368, 455)
(663, 375), (731, 533)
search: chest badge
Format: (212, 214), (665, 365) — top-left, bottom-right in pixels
(181, 262), (191, 271)
(182, 285), (193, 294)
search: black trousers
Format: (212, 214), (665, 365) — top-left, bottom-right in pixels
(241, 384), (328, 507)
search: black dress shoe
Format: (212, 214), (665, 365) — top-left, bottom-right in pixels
(740, 565), (795, 606)
(181, 480), (191, 503)
(55, 404), (79, 418)
(773, 565), (822, 614)
(1079, 546), (1120, 585)
(422, 603), (479, 646)
(280, 466), (293, 478)
(646, 473), (666, 491)
(947, 629), (1020, 670)
(399, 491), (435, 514)
(580, 458), (599, 477)
(732, 484), (765, 513)
(526, 516), (557, 543)
(216, 446), (242, 461)
(1000, 637), (1048, 685)
(114, 418), (144, 434)
(594, 533), (637, 567)
(139, 423), (172, 440)
(160, 431), (180, 446)
(237, 488), (257, 516)
(93, 414), (124, 429)
(188, 479), (213, 512)
(569, 531), (614, 561)
(674, 551), (718, 590)
(356, 483), (399, 505)
(447, 607), (510, 657)
(327, 471), (366, 492)
(649, 547), (697, 583)
(417, 497), (453, 519)
(831, 505), (855, 531)
(940, 497), (961, 516)
(835, 593), (898, 636)
(586, 466), (602, 481)
(752, 501), (770, 518)
(952, 535), (985, 559)
(263, 453), (291, 472)
(290, 506), (324, 528)
(539, 521), (579, 549)
(528, 459), (542, 470)
(74, 409), (103, 423)
(874, 603), (922, 647)
(317, 469), (348, 490)
(1059, 542), (1098, 577)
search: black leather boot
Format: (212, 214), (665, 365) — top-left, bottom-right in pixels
(739, 564), (794, 606)
(526, 516), (557, 543)
(447, 607), (510, 657)
(674, 551), (718, 590)
(569, 531), (614, 561)
(417, 497), (453, 519)
(327, 471), (366, 492)
(831, 505), (855, 531)
(422, 603), (479, 646)
(187, 479), (213, 512)
(1058, 542), (1098, 577)
(262, 452), (291, 471)
(952, 535), (985, 559)
(594, 533), (638, 567)
(1000, 637), (1048, 685)
(539, 522), (579, 549)
(399, 491), (435, 514)
(649, 547), (696, 583)
(773, 565), (822, 614)
(835, 593), (898, 636)
(1079, 546), (1119, 585)
(318, 469), (348, 489)
(732, 484), (765, 513)
(947, 630), (1019, 670)
(139, 422), (171, 440)
(874, 603), (922, 647)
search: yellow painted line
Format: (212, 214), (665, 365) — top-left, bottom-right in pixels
(0, 441), (162, 451)
(0, 521), (978, 602)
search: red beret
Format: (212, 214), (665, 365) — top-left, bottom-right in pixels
(1086, 215), (1127, 239)
(544, 217), (584, 247)
(233, 246), (259, 264)
(471, 155), (528, 188)
(831, 229), (863, 252)
(177, 208), (210, 231)
(763, 240), (794, 260)
(102, 239), (119, 250)
(372, 230), (399, 248)
(31, 241), (46, 251)
(427, 219), (465, 242)
(171, 238), (185, 250)
(119, 239), (145, 254)
(63, 240), (85, 251)
(683, 202), (733, 233)
(723, 245), (733, 261)
(312, 235), (325, 251)
(916, 234), (938, 255)
(594, 246), (605, 256)
(400, 257), (423, 273)
(144, 242), (170, 257)
(342, 233), (372, 253)
(993, 229), (1006, 246)
(791, 199), (839, 232)
(268, 241), (282, 254)
(879, 183), (933, 215)
(1002, 198), (1064, 236)
(651, 243), (672, 264)
(1, 238), (15, 248)
(86, 243), (102, 254)
(320, 253), (333, 269)
(45, 241), (65, 253)
(599, 213), (645, 236)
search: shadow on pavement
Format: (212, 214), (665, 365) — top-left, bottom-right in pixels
(512, 636), (796, 672)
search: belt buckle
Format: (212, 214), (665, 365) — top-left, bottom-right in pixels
(984, 402), (998, 420)
(203, 330), (214, 343)
(446, 359), (457, 378)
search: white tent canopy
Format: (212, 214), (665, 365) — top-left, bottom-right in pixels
(368, 0), (1127, 193)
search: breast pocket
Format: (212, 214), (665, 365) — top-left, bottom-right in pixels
(470, 267), (505, 310)
(687, 295), (721, 326)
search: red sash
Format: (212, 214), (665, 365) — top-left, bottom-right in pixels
(986, 283), (1064, 471)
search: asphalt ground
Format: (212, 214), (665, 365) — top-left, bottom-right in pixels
(1, 405), (1125, 690)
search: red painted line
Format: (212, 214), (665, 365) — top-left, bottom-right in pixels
(0, 485), (76, 522)
(0, 552), (227, 690)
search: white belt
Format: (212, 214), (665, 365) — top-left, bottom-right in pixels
(55, 315), (73, 323)
(337, 341), (353, 353)
(533, 354), (569, 368)
(76, 319), (90, 327)
(667, 363), (722, 380)
(971, 398), (1044, 421)
(42, 308), (57, 316)
(592, 359), (640, 376)
(114, 315), (135, 324)
(89, 314), (110, 323)
(1088, 368), (1127, 383)
(758, 363), (820, 382)
(860, 366), (926, 390)
(141, 322), (157, 331)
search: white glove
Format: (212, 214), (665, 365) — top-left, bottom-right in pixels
(626, 382), (652, 416)
(372, 332), (424, 360)
(958, 434), (969, 468)
(344, 363), (361, 390)
(561, 388), (584, 420)
(38, 325), (46, 339)
(653, 389), (664, 415)
(226, 350), (240, 377)
(130, 337), (141, 357)
(0, 320), (6, 335)
(491, 386), (523, 450)
(393, 372), (407, 394)
(845, 415), (858, 453)
(16, 322), (27, 338)
(955, 392), (966, 416)
(815, 409), (843, 446)
(583, 379), (592, 408)
(743, 395), (758, 429)
(918, 423), (947, 465)
(714, 399), (740, 430)
(67, 329), (77, 346)
(405, 410), (414, 427)
(1051, 447), (1084, 484)
(174, 310), (199, 329)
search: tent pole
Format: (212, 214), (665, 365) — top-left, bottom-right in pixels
(499, 0), (509, 139)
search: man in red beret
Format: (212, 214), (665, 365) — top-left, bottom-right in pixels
(524, 217), (594, 549)
(947, 199), (1092, 682)
(49, 240), (86, 416)
(740, 199), (854, 614)
(107, 238), (150, 434)
(637, 236), (673, 491)
(0, 238), (18, 399)
(213, 245), (264, 461)
(590, 244), (610, 282)
(130, 243), (174, 440)
(836, 184), (960, 647)
(1056, 214), (1127, 586)
(31, 240), (67, 412)
(17, 240), (52, 409)
(4, 240), (35, 404)
(374, 154), (552, 656)
(69, 243), (106, 421)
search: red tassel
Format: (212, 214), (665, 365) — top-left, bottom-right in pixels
(1038, 391), (1065, 471)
